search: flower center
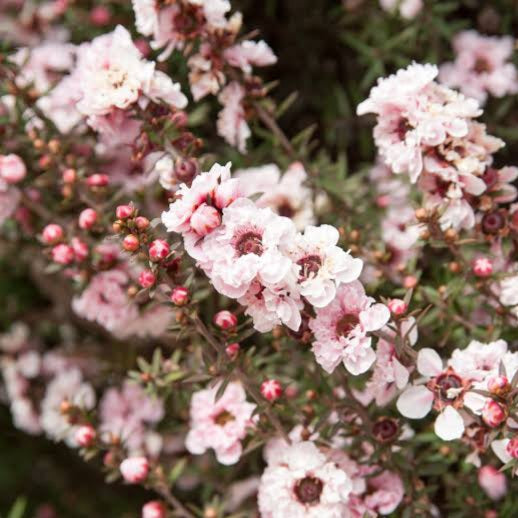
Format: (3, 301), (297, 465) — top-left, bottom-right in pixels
(435, 373), (463, 401)
(277, 200), (295, 218)
(335, 313), (359, 337)
(235, 231), (264, 256)
(473, 57), (492, 74)
(297, 254), (322, 280)
(396, 118), (413, 140)
(294, 476), (323, 505)
(372, 417), (399, 442)
(214, 410), (235, 426)
(481, 211), (506, 234)
(482, 168), (498, 189)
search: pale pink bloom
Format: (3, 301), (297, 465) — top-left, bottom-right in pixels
(11, 41), (75, 93)
(309, 281), (390, 375)
(188, 46), (226, 101)
(236, 162), (316, 230)
(224, 40), (277, 74)
(217, 82), (250, 153)
(363, 470), (404, 515)
(397, 348), (469, 440)
(89, 109), (142, 148)
(142, 501), (166, 518)
(379, 0), (423, 19)
(120, 456), (149, 483)
(40, 368), (96, 445)
(72, 269), (139, 334)
(381, 206), (420, 251)
(258, 441), (352, 518)
(288, 225), (363, 308)
(369, 159), (411, 207)
(478, 465), (507, 501)
(100, 381), (164, 454)
(483, 166), (518, 204)
(74, 25), (186, 119)
(202, 199), (296, 298)
(185, 381), (256, 465)
(440, 31), (518, 104)
(122, 304), (173, 339)
(0, 154), (26, 184)
(191, 0), (231, 27)
(499, 274), (518, 307)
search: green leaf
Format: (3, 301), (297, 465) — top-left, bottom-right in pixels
(7, 497), (27, 518)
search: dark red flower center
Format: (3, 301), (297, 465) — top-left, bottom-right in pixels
(435, 373), (463, 401)
(294, 476), (323, 505)
(214, 410), (235, 426)
(335, 313), (360, 337)
(297, 254), (322, 280)
(235, 231), (264, 256)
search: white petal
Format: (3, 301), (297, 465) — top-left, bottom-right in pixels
(417, 348), (443, 377)
(463, 391), (487, 414)
(492, 439), (512, 464)
(393, 358), (410, 389)
(434, 406), (464, 441)
(396, 385), (434, 418)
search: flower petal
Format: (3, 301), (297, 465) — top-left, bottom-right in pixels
(396, 385), (434, 418)
(434, 406), (464, 441)
(417, 348), (443, 377)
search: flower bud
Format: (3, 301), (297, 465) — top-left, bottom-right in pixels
(388, 298), (407, 316)
(473, 257), (493, 277)
(213, 310), (237, 330)
(190, 204), (221, 236)
(175, 157), (198, 184)
(120, 456), (149, 484)
(116, 205), (134, 220)
(478, 465), (507, 501)
(149, 239), (170, 262)
(0, 154), (26, 184)
(87, 173), (109, 187)
(62, 168), (76, 184)
(75, 425), (96, 447)
(171, 286), (189, 306)
(171, 111), (188, 128)
(123, 234), (140, 252)
(260, 379), (283, 401)
(139, 270), (156, 289)
(51, 244), (75, 265)
(487, 375), (510, 397)
(142, 501), (166, 518)
(403, 275), (417, 289)
(90, 5), (111, 25)
(482, 399), (507, 428)
(78, 208), (97, 230)
(71, 237), (89, 262)
(225, 342), (240, 359)
(42, 224), (63, 244)
(506, 437), (518, 459)
(135, 216), (150, 230)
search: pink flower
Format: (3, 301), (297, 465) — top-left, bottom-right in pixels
(478, 466), (507, 501)
(363, 470), (404, 515)
(42, 224), (64, 244)
(217, 82), (250, 153)
(309, 281), (390, 375)
(120, 456), (149, 483)
(440, 31), (518, 104)
(224, 40), (277, 74)
(185, 381), (256, 465)
(75, 425), (96, 447)
(78, 208), (97, 229)
(142, 501), (166, 518)
(258, 441), (352, 518)
(51, 244), (75, 265)
(472, 257), (493, 277)
(397, 348), (469, 440)
(0, 154), (26, 184)
(260, 379), (282, 401)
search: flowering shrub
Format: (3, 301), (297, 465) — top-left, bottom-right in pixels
(2, 1), (518, 516)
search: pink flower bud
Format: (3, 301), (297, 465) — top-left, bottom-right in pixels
(142, 501), (166, 518)
(116, 205), (134, 220)
(42, 224), (63, 244)
(190, 204), (221, 236)
(261, 379), (283, 401)
(78, 208), (97, 230)
(149, 239), (170, 262)
(171, 286), (189, 306)
(90, 5), (111, 25)
(478, 465), (507, 501)
(62, 168), (76, 184)
(123, 234), (140, 252)
(388, 298), (407, 316)
(120, 456), (149, 484)
(506, 437), (518, 459)
(51, 244), (75, 265)
(213, 310), (237, 330)
(376, 195), (390, 208)
(75, 425), (96, 447)
(0, 154), (26, 184)
(71, 237), (89, 262)
(473, 257), (493, 277)
(139, 270), (156, 289)
(135, 216), (150, 230)
(403, 275), (417, 289)
(225, 342), (240, 359)
(87, 174), (109, 187)
(487, 375), (510, 397)
(170, 111), (188, 128)
(482, 400), (507, 428)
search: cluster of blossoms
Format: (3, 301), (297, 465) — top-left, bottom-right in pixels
(358, 62), (517, 231)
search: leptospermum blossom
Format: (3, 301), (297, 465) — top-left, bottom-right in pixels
(439, 31), (518, 104)
(397, 348), (472, 440)
(309, 281), (390, 375)
(185, 381), (256, 465)
(257, 441), (352, 518)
